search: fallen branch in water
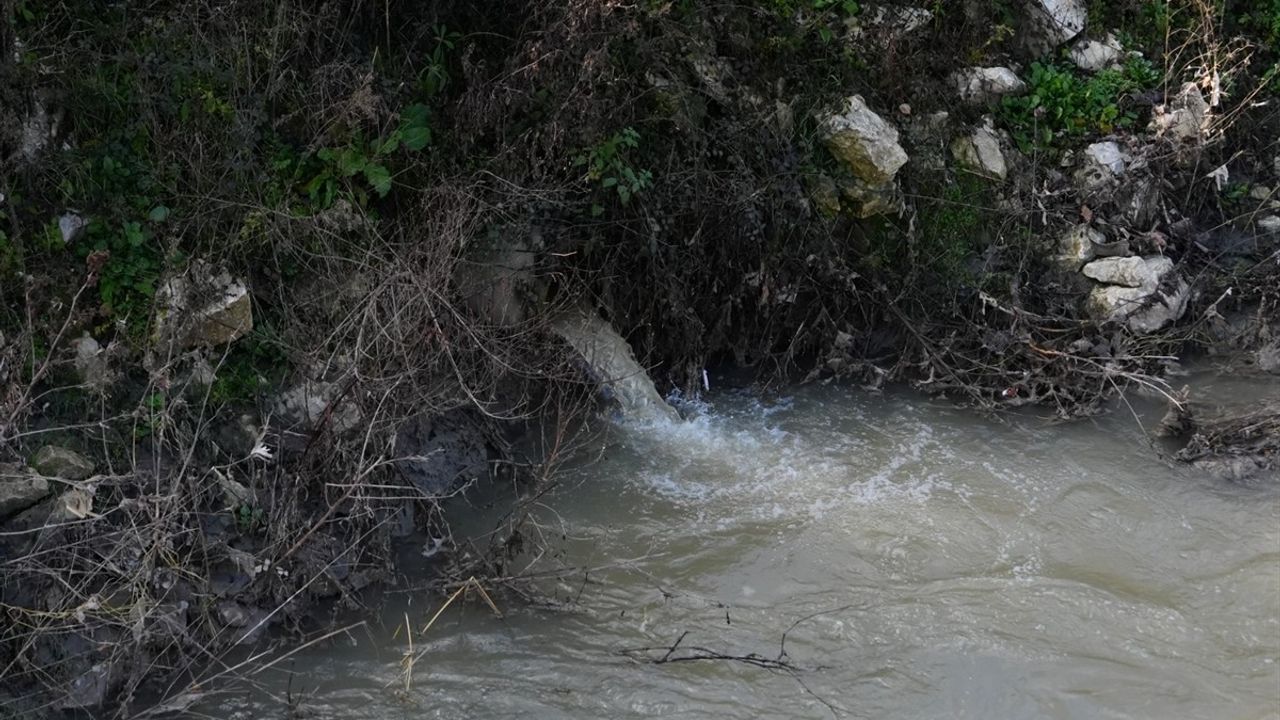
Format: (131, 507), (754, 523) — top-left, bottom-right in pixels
(621, 630), (797, 671)
(621, 627), (845, 718)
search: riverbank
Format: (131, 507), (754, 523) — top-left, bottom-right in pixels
(1, 0), (1277, 714)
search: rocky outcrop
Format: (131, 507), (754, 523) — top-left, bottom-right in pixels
(819, 95), (908, 217)
(154, 263), (253, 351)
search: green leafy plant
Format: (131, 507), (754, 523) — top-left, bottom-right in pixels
(235, 503), (265, 534)
(420, 25), (463, 98)
(290, 103), (434, 210)
(999, 56), (1160, 151)
(574, 127), (654, 213)
(207, 330), (288, 405)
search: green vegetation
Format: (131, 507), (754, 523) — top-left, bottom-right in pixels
(766, 0), (862, 42)
(574, 127), (654, 214)
(768, 0), (860, 15)
(999, 56), (1160, 152)
(207, 331), (289, 406)
(280, 103), (434, 211)
(235, 503), (266, 534)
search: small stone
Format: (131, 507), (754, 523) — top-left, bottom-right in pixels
(1084, 141), (1127, 175)
(0, 463), (51, 519)
(898, 103), (912, 116)
(1257, 216), (1280, 236)
(59, 213), (88, 244)
(953, 67), (1027, 105)
(71, 333), (111, 388)
(31, 445), (95, 481)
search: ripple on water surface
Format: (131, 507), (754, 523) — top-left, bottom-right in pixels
(208, 385), (1280, 720)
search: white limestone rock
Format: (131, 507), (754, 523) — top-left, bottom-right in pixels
(819, 95), (909, 185)
(1069, 33), (1123, 72)
(1150, 83), (1209, 143)
(953, 67), (1027, 105)
(154, 263), (253, 350)
(951, 117), (1009, 181)
(1024, 0), (1088, 53)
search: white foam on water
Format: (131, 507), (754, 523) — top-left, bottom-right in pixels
(615, 391), (957, 528)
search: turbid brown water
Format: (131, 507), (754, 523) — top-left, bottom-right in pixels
(205, 379), (1280, 720)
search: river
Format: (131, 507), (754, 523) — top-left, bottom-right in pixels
(205, 379), (1280, 719)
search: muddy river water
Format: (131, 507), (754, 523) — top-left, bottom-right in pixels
(208, 379), (1280, 719)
